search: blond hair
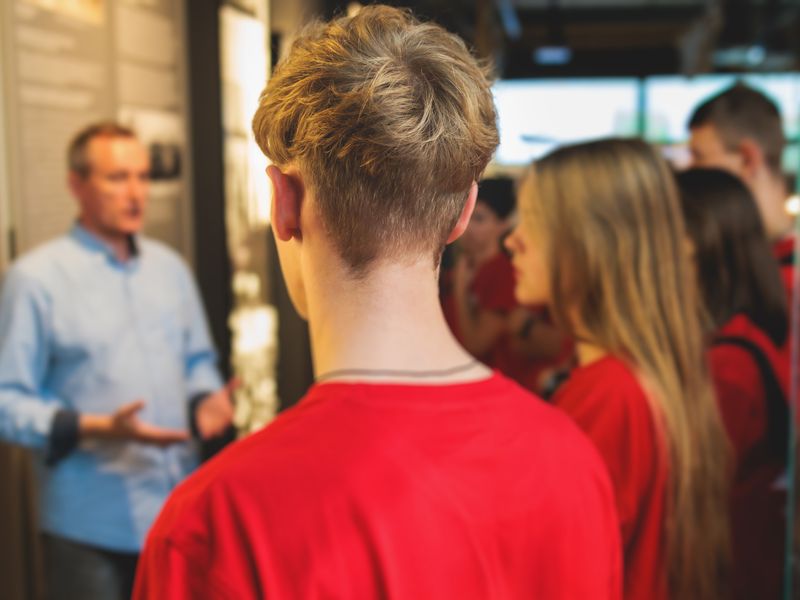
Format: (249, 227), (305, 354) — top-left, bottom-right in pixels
(521, 138), (731, 599)
(252, 5), (498, 274)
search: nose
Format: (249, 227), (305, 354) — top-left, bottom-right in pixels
(128, 174), (149, 202)
(504, 227), (519, 254)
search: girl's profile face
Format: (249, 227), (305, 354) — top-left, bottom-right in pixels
(504, 178), (552, 307)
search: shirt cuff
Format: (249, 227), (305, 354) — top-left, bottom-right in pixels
(188, 391), (213, 438)
(45, 409), (80, 466)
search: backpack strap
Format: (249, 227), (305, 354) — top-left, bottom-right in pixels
(713, 335), (788, 464)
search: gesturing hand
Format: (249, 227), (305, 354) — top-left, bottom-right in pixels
(195, 378), (239, 440)
(80, 400), (189, 446)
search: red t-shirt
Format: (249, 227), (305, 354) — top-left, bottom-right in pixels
(553, 356), (669, 600)
(710, 314), (788, 600)
(134, 373), (622, 600)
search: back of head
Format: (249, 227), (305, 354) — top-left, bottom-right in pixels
(677, 168), (787, 346)
(68, 121), (136, 177)
(477, 177), (515, 220)
(252, 5), (499, 275)
(521, 137), (730, 599)
(688, 83), (785, 176)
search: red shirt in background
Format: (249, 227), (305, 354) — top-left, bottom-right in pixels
(134, 374), (622, 600)
(553, 355), (669, 600)
(710, 314), (788, 600)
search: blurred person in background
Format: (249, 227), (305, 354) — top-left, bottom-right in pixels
(133, 6), (622, 599)
(0, 122), (234, 600)
(445, 177), (572, 394)
(506, 138), (731, 600)
(677, 167), (789, 600)
(688, 83), (795, 296)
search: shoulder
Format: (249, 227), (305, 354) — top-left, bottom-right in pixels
(137, 238), (197, 289)
(138, 237), (188, 269)
(711, 314), (785, 392)
(554, 355), (655, 433)
(558, 355), (645, 404)
(2, 236), (78, 294)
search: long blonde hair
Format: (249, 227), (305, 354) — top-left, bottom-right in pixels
(521, 138), (730, 599)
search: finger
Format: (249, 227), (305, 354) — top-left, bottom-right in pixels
(118, 399), (146, 419)
(226, 377), (242, 392)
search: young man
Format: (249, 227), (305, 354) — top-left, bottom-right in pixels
(0, 123), (233, 600)
(688, 84), (795, 292)
(134, 6), (621, 598)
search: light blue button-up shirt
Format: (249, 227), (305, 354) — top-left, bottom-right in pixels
(0, 224), (223, 551)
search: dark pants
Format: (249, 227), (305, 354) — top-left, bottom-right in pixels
(41, 534), (139, 600)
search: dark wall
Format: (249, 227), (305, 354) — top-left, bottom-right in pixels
(186, 0), (232, 380)
(185, 0), (314, 412)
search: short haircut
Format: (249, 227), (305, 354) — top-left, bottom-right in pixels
(67, 122), (136, 178)
(688, 83), (785, 175)
(477, 177), (515, 220)
(252, 5), (499, 274)
(676, 167), (787, 346)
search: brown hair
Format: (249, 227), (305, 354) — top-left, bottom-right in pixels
(688, 83), (785, 175)
(252, 5), (498, 274)
(676, 167), (788, 346)
(67, 122), (136, 178)
(521, 138), (730, 599)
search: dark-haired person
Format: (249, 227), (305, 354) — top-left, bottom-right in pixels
(677, 167), (789, 600)
(506, 139), (731, 600)
(688, 83), (795, 296)
(133, 6), (621, 599)
(447, 177), (570, 393)
(0, 123), (233, 600)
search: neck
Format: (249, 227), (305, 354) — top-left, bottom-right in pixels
(305, 257), (488, 383)
(79, 218), (132, 262)
(575, 340), (608, 366)
(569, 313), (608, 366)
(756, 172), (793, 242)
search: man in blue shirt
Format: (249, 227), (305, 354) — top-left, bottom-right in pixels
(0, 122), (234, 600)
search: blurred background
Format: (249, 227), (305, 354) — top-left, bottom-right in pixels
(0, 0), (798, 598)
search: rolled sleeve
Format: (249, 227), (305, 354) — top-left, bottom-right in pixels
(0, 268), (63, 449)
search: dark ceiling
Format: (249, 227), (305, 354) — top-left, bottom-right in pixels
(322, 0), (800, 78)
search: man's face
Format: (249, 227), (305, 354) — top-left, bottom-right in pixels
(688, 123), (744, 178)
(71, 136), (150, 240)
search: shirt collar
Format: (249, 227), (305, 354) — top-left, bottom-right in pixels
(70, 222), (140, 264)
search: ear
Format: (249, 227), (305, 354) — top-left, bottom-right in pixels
(67, 170), (84, 198)
(445, 181), (478, 244)
(738, 138), (765, 180)
(267, 165), (304, 242)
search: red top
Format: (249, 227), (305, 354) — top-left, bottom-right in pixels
(134, 373), (622, 600)
(710, 314), (788, 600)
(553, 355), (669, 600)
(470, 253), (534, 383)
